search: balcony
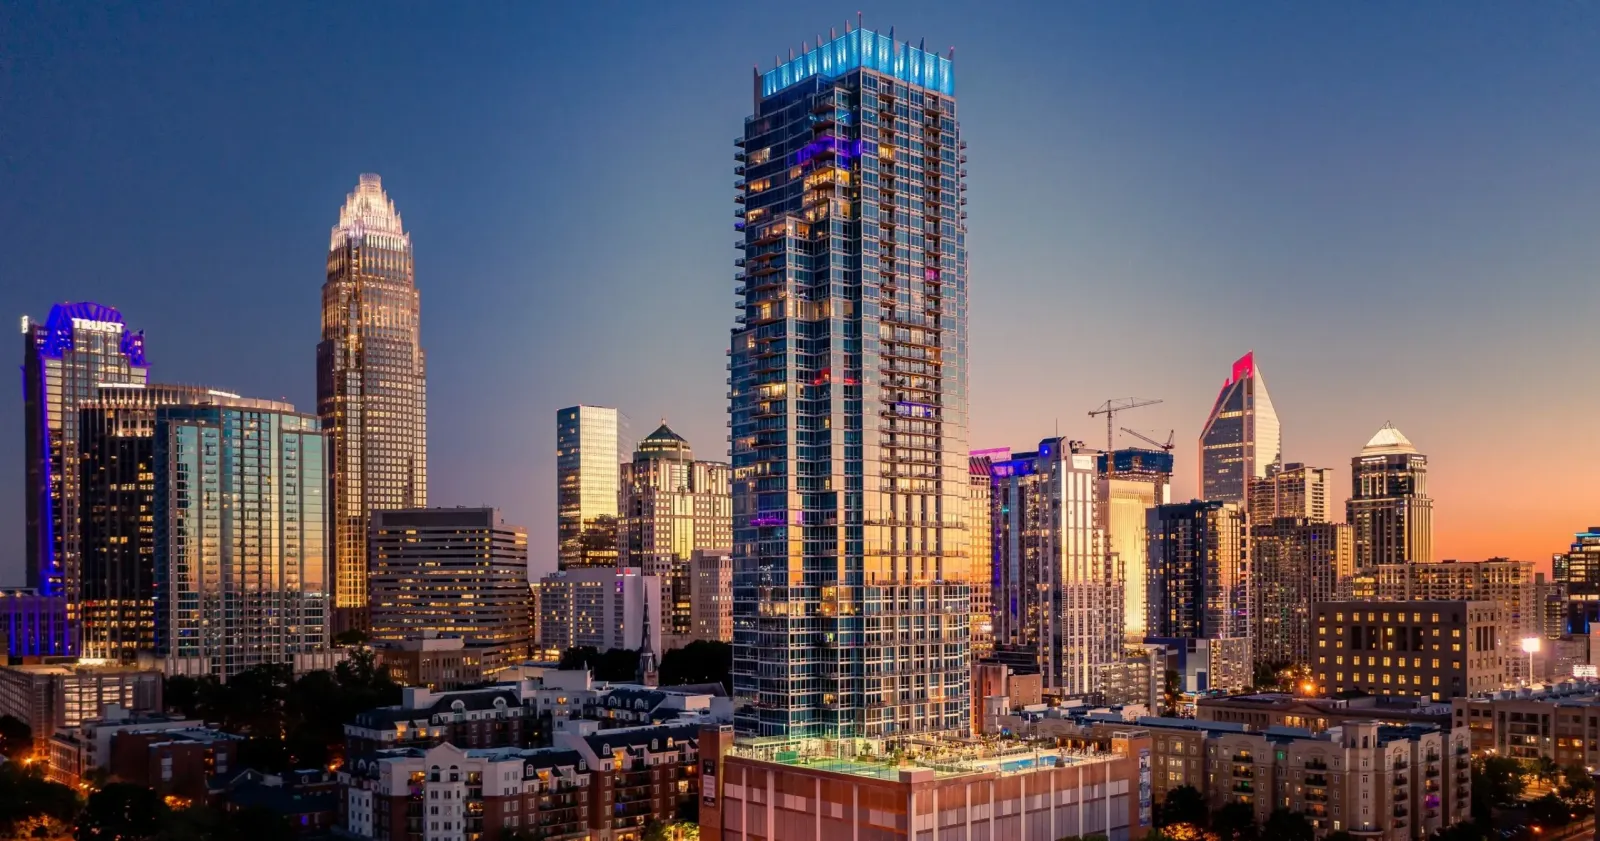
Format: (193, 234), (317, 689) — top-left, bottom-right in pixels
(1233, 769), (1255, 779)
(1394, 807), (1409, 818)
(1232, 783), (1254, 794)
(1306, 760), (1330, 771)
(1305, 793), (1329, 804)
(1394, 791), (1409, 802)
(1306, 775), (1328, 787)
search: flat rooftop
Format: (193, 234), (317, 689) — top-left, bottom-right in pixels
(727, 734), (1119, 781)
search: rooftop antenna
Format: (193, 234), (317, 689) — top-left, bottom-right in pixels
(857, 11), (863, 30)
(830, 26), (837, 39)
(919, 37), (925, 51)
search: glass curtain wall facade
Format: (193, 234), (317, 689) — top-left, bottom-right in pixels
(730, 26), (969, 738)
(619, 424), (732, 646)
(1246, 462), (1331, 528)
(22, 303), (149, 629)
(556, 405), (622, 569)
(1097, 448), (1173, 643)
(1146, 501), (1251, 659)
(318, 174), (427, 630)
(1347, 424), (1432, 567)
(1199, 352), (1280, 508)
(78, 383), (242, 661)
(153, 401), (329, 679)
(990, 441), (1119, 694)
(967, 451), (1000, 660)
(1251, 518), (1352, 666)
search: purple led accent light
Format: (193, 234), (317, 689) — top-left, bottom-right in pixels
(749, 514), (787, 527)
(38, 301), (135, 359)
(792, 136), (863, 166)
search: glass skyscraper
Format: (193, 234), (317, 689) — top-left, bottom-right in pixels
(556, 405), (622, 569)
(78, 382), (247, 661)
(730, 25), (970, 737)
(1146, 500), (1252, 691)
(1199, 352), (1280, 507)
(1097, 448), (1173, 643)
(154, 400), (329, 679)
(22, 302), (149, 644)
(318, 174), (427, 631)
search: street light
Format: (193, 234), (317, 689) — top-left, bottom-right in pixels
(1521, 637), (1542, 686)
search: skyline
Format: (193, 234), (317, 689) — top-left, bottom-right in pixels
(5, 3), (1600, 583)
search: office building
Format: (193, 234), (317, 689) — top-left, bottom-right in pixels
(729, 26), (970, 738)
(1198, 352), (1280, 508)
(1247, 461), (1332, 527)
(1553, 528), (1600, 633)
(618, 423), (731, 647)
(991, 439), (1120, 695)
(1312, 601), (1506, 701)
(1098, 448), (1173, 643)
(47, 704), (207, 789)
(0, 662), (163, 753)
(1534, 573), (1569, 638)
(318, 174), (428, 633)
(22, 302), (149, 621)
(969, 450), (1004, 659)
(154, 400), (331, 679)
(368, 508), (531, 675)
(556, 405), (622, 570)
(1252, 518), (1353, 666)
(78, 383), (250, 661)
(1147, 501), (1251, 691)
(1348, 424), (1432, 567)
(1342, 559), (1537, 682)
(1134, 716), (1470, 840)
(371, 635), (486, 691)
(0, 589), (70, 658)
(701, 726), (1150, 841)
(689, 549), (732, 643)
(535, 567), (660, 657)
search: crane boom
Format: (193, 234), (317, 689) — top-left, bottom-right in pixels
(1088, 398), (1163, 452)
(1119, 426), (1177, 452)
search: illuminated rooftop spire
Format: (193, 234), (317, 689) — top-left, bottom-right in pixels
(330, 173), (408, 250)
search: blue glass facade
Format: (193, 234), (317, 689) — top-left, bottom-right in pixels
(154, 402), (329, 679)
(730, 27), (970, 738)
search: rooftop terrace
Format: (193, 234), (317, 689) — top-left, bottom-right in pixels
(727, 733), (1121, 781)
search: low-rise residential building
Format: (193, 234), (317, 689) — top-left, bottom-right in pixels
(340, 719), (708, 841)
(219, 770), (341, 837)
(1313, 601), (1507, 700)
(344, 669), (730, 757)
(1139, 717), (1470, 840)
(107, 726), (241, 803)
(1451, 682), (1600, 766)
(48, 704), (205, 789)
(700, 725), (1152, 841)
(1197, 693), (1452, 734)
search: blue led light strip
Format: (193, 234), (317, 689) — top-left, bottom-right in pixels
(762, 28), (954, 97)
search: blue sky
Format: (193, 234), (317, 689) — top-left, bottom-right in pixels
(3, 2), (1598, 579)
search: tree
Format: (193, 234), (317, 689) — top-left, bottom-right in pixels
(0, 716), (32, 761)
(559, 646), (602, 672)
(1323, 832), (1356, 841)
(1161, 669), (1182, 717)
(0, 763), (81, 839)
(1432, 821), (1494, 841)
(1557, 763), (1594, 812)
(1210, 802), (1257, 841)
(1156, 786), (1208, 829)
(1263, 808), (1314, 841)
(1527, 793), (1571, 829)
(76, 784), (166, 841)
(658, 641), (732, 693)
(1472, 755), (1526, 822)
(161, 677), (202, 719)
(643, 820), (701, 841)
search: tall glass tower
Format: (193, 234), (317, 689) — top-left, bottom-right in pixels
(1347, 423), (1432, 567)
(556, 405), (622, 569)
(22, 302), (149, 630)
(1199, 352), (1280, 507)
(730, 25), (970, 738)
(317, 174), (427, 632)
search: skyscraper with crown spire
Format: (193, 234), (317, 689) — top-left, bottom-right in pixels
(318, 174), (427, 632)
(1199, 352), (1281, 510)
(1347, 423), (1432, 567)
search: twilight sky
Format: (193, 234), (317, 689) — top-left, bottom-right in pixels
(3, 2), (1598, 582)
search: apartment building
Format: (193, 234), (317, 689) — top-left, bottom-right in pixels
(1451, 682), (1600, 766)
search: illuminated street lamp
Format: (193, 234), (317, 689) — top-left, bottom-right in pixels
(1521, 637), (1542, 686)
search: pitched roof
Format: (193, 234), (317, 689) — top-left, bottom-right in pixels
(1362, 423), (1417, 455)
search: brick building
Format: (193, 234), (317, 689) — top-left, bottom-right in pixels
(1313, 601), (1507, 700)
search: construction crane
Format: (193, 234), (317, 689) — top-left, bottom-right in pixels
(1087, 398), (1163, 452)
(1120, 427), (1175, 452)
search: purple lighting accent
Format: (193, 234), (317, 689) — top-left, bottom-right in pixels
(38, 301), (138, 360)
(793, 135), (863, 166)
(749, 514), (787, 527)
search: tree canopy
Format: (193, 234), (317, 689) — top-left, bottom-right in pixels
(658, 641), (732, 693)
(1155, 785), (1208, 829)
(558, 647), (641, 682)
